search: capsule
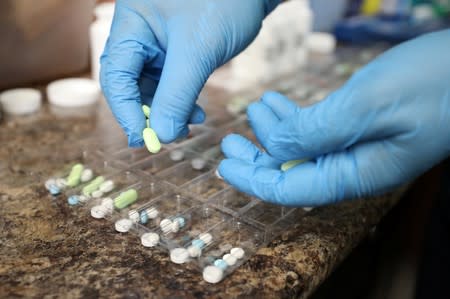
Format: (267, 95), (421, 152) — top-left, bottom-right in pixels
(114, 189), (138, 209)
(143, 128), (161, 154)
(66, 164), (84, 187)
(82, 176), (105, 196)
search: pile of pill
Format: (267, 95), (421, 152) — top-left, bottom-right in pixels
(142, 105), (161, 154)
(202, 247), (245, 283)
(44, 164), (94, 196)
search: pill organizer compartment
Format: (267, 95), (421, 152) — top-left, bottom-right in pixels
(241, 201), (295, 228)
(170, 125), (211, 146)
(156, 160), (215, 187)
(209, 188), (256, 215)
(182, 171), (229, 201)
(111, 146), (170, 167)
(161, 205), (230, 250)
(78, 132), (128, 155)
(195, 219), (266, 280)
(65, 169), (142, 206)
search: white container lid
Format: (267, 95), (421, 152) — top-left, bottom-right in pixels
(306, 32), (337, 55)
(46, 78), (100, 107)
(0, 88), (42, 115)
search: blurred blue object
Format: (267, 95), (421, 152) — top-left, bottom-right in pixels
(310, 0), (348, 32)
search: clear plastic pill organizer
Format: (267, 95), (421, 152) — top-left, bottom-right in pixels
(43, 46), (383, 283)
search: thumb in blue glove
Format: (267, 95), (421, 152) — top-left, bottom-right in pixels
(100, 0), (281, 146)
(218, 30), (450, 207)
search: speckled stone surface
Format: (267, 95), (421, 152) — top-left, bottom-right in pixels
(0, 100), (404, 299)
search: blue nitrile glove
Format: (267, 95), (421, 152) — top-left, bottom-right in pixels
(100, 0), (281, 146)
(219, 30), (450, 207)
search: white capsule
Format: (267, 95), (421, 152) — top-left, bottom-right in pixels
(230, 247), (245, 259)
(191, 158), (206, 170)
(55, 178), (67, 189)
(170, 248), (189, 264)
(146, 207), (159, 219)
(78, 195), (89, 203)
(115, 218), (133, 233)
(90, 205), (107, 219)
(199, 233), (212, 244)
(45, 179), (56, 190)
(203, 265), (224, 284)
(169, 149), (185, 162)
(91, 190), (104, 198)
(171, 220), (180, 233)
(80, 169), (93, 182)
(187, 245), (202, 258)
(160, 218), (173, 234)
(99, 180), (115, 193)
(101, 197), (114, 212)
(128, 210), (140, 223)
(223, 253), (237, 266)
(141, 232), (160, 247)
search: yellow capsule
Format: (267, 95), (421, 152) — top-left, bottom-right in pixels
(281, 159), (306, 171)
(142, 105), (151, 118)
(143, 127), (161, 154)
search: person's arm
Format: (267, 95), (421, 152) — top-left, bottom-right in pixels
(100, 0), (281, 147)
(219, 30), (450, 207)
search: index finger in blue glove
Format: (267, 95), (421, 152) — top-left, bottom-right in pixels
(100, 5), (164, 147)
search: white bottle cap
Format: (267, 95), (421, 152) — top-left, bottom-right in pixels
(0, 88), (42, 115)
(47, 78), (100, 107)
(306, 32), (337, 55)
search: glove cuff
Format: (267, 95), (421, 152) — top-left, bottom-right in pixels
(264, 0), (282, 16)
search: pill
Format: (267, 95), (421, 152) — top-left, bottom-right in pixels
(146, 119), (150, 128)
(136, 212), (146, 224)
(91, 190), (104, 198)
(192, 239), (206, 249)
(169, 149), (185, 162)
(82, 176), (105, 196)
(214, 259), (228, 271)
(55, 178), (67, 189)
(67, 195), (79, 206)
(115, 218), (133, 233)
(173, 217), (185, 228)
(281, 159), (306, 171)
(90, 205), (107, 219)
(203, 265), (224, 284)
(146, 207), (159, 219)
(170, 248), (189, 264)
(78, 195), (89, 203)
(99, 180), (115, 193)
(128, 210), (140, 223)
(101, 197), (114, 212)
(66, 164), (84, 187)
(199, 233), (212, 244)
(143, 127), (161, 154)
(303, 207), (314, 212)
(142, 105), (151, 118)
(171, 220), (180, 233)
(223, 253), (237, 266)
(230, 247), (245, 259)
(215, 168), (223, 180)
(160, 218), (173, 234)
(191, 158), (206, 170)
(44, 179), (56, 191)
(114, 189), (138, 209)
(141, 232), (159, 247)
(49, 185), (61, 196)
(80, 168), (93, 182)
(188, 245), (202, 258)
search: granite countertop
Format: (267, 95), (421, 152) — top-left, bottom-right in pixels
(0, 99), (403, 299)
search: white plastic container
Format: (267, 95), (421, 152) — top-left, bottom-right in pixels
(90, 2), (115, 82)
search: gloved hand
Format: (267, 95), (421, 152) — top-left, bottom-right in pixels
(218, 30), (450, 207)
(100, 0), (280, 146)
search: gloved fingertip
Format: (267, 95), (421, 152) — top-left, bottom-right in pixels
(189, 106), (206, 124)
(150, 113), (181, 144)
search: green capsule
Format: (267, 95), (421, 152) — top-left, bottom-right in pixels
(142, 105), (151, 118)
(114, 189), (138, 209)
(281, 159), (306, 172)
(66, 163), (84, 187)
(143, 127), (161, 154)
(82, 176), (105, 196)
